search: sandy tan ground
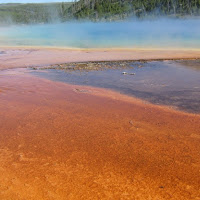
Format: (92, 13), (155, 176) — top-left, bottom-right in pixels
(1, 47), (200, 69)
(0, 70), (200, 200)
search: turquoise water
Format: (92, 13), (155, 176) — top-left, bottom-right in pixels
(0, 19), (200, 49)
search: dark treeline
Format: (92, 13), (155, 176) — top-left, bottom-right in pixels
(69, 0), (200, 20)
(0, 3), (72, 24)
(0, 0), (200, 25)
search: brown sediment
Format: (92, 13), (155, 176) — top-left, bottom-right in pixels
(0, 73), (200, 200)
(177, 59), (200, 71)
(1, 46), (200, 69)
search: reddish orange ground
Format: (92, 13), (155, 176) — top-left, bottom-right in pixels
(0, 73), (200, 200)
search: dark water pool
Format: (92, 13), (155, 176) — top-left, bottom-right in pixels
(30, 60), (200, 113)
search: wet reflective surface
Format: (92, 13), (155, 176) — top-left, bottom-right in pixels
(30, 60), (200, 113)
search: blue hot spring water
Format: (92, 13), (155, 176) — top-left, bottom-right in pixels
(0, 19), (199, 49)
